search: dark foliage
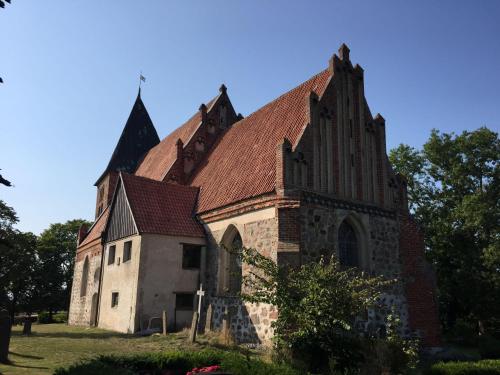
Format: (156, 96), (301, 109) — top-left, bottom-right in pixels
(390, 127), (500, 335)
(54, 349), (299, 375)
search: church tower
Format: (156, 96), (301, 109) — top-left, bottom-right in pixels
(94, 90), (160, 218)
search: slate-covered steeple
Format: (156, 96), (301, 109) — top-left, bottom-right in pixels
(93, 90), (160, 218)
(95, 90), (160, 185)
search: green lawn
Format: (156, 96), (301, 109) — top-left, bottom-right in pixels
(0, 323), (236, 375)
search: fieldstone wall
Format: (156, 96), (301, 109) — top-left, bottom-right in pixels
(300, 204), (411, 337)
(203, 216), (278, 343)
(68, 246), (102, 326)
(208, 299), (276, 343)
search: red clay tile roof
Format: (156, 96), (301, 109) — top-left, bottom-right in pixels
(121, 173), (204, 238)
(134, 95), (219, 181)
(79, 206), (109, 248)
(190, 69), (331, 213)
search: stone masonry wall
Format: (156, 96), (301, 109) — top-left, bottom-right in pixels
(68, 244), (102, 326)
(300, 204), (411, 338)
(203, 215), (278, 343)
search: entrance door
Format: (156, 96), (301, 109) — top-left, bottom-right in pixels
(174, 293), (194, 331)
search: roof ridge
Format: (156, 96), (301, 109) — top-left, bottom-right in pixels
(123, 171), (199, 191)
(158, 92), (219, 145)
(236, 69), (329, 125)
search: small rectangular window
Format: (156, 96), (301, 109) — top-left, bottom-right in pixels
(123, 241), (132, 263)
(108, 245), (116, 265)
(111, 292), (119, 307)
(182, 244), (202, 269)
(175, 293), (194, 310)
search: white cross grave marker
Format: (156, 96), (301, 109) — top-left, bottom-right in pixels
(196, 283), (205, 315)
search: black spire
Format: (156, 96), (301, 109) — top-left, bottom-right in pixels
(95, 92), (160, 185)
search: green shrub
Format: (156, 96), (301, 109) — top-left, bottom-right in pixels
(37, 311), (68, 324)
(427, 360), (500, 375)
(238, 248), (392, 374)
(54, 349), (300, 375)
(478, 336), (500, 359)
(53, 311), (68, 323)
(446, 320), (478, 347)
(37, 311), (51, 324)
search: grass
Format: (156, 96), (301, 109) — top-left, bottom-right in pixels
(427, 360), (500, 374)
(0, 323), (255, 375)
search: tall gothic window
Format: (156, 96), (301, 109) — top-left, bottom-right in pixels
(219, 226), (243, 295)
(338, 221), (358, 267)
(80, 256), (89, 297)
(228, 232), (243, 294)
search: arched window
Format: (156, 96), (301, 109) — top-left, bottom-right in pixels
(228, 232), (242, 294)
(338, 221), (358, 267)
(80, 256), (89, 297)
(219, 226), (243, 295)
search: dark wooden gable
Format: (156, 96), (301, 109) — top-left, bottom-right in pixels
(105, 181), (137, 242)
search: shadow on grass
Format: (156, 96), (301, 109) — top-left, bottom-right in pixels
(11, 330), (134, 340)
(1, 359), (49, 370)
(9, 351), (44, 360)
(24, 332), (135, 340)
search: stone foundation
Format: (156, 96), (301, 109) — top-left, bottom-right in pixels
(207, 298), (276, 343)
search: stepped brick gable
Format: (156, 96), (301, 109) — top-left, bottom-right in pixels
(69, 44), (441, 347)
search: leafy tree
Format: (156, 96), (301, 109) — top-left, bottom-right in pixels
(37, 219), (91, 319)
(389, 127), (500, 334)
(0, 200), (18, 311)
(238, 247), (391, 373)
(0, 200), (91, 319)
(0, 200), (38, 320)
(0, 0), (12, 9)
(0, 200), (17, 235)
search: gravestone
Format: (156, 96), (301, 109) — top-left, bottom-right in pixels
(0, 309), (11, 363)
(221, 306), (231, 345)
(205, 304), (213, 332)
(162, 310), (167, 336)
(188, 312), (199, 343)
(23, 316), (32, 335)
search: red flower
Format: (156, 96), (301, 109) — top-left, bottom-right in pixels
(186, 365), (221, 374)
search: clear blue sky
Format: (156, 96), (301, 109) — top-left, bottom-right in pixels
(1, 1), (499, 234)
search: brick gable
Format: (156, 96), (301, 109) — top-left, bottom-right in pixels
(190, 70), (331, 213)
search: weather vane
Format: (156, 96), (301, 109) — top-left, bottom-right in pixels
(139, 72), (146, 89)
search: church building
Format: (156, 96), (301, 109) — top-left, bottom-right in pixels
(68, 44), (441, 347)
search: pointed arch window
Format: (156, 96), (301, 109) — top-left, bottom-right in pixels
(219, 226), (243, 295)
(338, 221), (359, 267)
(228, 232), (243, 294)
(80, 256), (90, 297)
